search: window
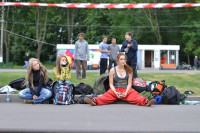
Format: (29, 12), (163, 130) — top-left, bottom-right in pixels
(160, 50), (168, 64)
(169, 50), (176, 64)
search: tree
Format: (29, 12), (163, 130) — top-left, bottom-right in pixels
(3, 6), (15, 62)
(35, 6), (48, 60)
(141, 0), (162, 44)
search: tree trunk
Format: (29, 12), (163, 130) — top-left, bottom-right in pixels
(6, 48), (9, 62)
(154, 8), (162, 44)
(36, 43), (42, 59)
(36, 6), (48, 60)
(67, 8), (71, 44)
(141, 0), (162, 44)
(66, 8), (77, 44)
(3, 6), (15, 62)
(187, 48), (190, 65)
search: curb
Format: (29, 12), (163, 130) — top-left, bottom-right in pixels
(0, 94), (199, 104)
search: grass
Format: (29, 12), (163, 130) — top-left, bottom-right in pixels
(0, 72), (200, 96)
(1, 63), (56, 69)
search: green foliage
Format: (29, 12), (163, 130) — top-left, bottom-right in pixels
(2, 0), (200, 65)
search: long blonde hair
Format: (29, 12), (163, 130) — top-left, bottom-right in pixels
(56, 55), (70, 75)
(116, 53), (133, 74)
(23, 58), (48, 90)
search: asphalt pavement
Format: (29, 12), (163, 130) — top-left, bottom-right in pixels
(0, 103), (200, 133)
(1, 68), (200, 133)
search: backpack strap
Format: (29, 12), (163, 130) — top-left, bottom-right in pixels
(149, 81), (160, 85)
(70, 84), (76, 104)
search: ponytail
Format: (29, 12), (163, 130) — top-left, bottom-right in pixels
(124, 64), (133, 74)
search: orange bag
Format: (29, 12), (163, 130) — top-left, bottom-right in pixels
(150, 80), (167, 95)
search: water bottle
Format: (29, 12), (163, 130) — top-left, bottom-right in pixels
(6, 87), (11, 103)
(125, 47), (129, 53)
(180, 100), (200, 105)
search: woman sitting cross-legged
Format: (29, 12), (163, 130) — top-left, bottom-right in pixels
(51, 55), (71, 95)
(85, 53), (155, 107)
(18, 58), (52, 104)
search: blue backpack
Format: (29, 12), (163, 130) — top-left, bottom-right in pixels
(54, 80), (74, 105)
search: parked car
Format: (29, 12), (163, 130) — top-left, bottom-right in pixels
(181, 62), (192, 70)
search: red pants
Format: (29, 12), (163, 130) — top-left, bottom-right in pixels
(94, 88), (147, 106)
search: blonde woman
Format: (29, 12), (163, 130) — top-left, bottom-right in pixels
(51, 55), (71, 95)
(18, 58), (52, 104)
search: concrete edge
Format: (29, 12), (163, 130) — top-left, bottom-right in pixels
(0, 94), (199, 104)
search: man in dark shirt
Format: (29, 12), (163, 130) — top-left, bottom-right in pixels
(121, 32), (138, 78)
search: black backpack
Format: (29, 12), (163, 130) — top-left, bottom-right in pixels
(160, 86), (186, 105)
(9, 78), (53, 91)
(46, 78), (53, 87)
(9, 78), (25, 90)
(74, 83), (93, 95)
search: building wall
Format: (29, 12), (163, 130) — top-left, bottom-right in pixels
(57, 44), (180, 69)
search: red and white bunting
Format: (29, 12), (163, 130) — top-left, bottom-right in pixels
(0, 2), (200, 9)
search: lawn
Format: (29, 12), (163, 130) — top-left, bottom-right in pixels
(12, 63), (56, 69)
(0, 72), (200, 96)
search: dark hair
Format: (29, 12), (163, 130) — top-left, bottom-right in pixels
(102, 35), (108, 40)
(125, 32), (133, 38)
(78, 33), (84, 37)
(116, 53), (133, 74)
(112, 37), (116, 40)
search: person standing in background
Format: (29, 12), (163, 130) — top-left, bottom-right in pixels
(74, 33), (90, 79)
(121, 32), (138, 79)
(194, 56), (199, 71)
(22, 52), (30, 70)
(108, 37), (120, 72)
(99, 36), (110, 75)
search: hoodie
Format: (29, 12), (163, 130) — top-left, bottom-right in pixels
(74, 40), (90, 61)
(121, 38), (138, 61)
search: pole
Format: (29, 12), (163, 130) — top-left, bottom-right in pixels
(0, 0), (4, 62)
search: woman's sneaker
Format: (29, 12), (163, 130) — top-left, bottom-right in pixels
(146, 99), (155, 107)
(85, 97), (97, 106)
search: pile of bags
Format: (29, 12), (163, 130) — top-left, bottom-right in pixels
(132, 78), (187, 105)
(3, 74), (187, 105)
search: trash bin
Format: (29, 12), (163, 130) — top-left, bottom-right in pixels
(177, 65), (182, 70)
(6, 62), (13, 69)
(0, 62), (4, 68)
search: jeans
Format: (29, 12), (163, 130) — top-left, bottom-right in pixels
(22, 61), (28, 70)
(76, 60), (87, 79)
(100, 58), (108, 75)
(127, 60), (138, 79)
(18, 86), (52, 104)
(108, 59), (117, 72)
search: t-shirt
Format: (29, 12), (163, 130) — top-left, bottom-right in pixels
(108, 44), (120, 61)
(99, 42), (109, 59)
